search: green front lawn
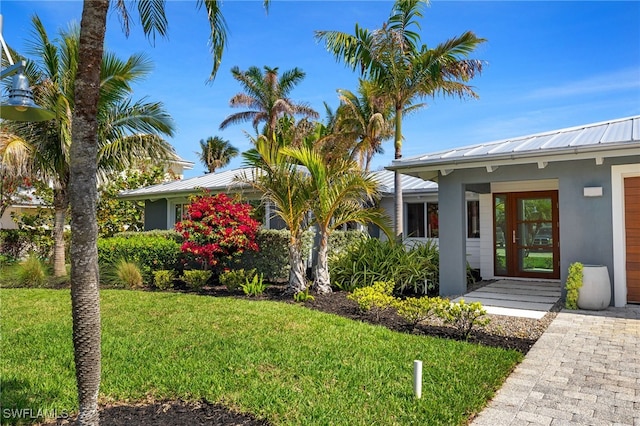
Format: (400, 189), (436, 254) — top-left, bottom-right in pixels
(0, 289), (521, 425)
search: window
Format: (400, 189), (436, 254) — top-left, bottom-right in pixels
(174, 203), (186, 225)
(467, 200), (480, 238)
(406, 201), (479, 239)
(406, 203), (425, 237)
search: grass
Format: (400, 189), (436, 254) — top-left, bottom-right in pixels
(0, 289), (522, 425)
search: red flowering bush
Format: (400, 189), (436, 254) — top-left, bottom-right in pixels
(175, 192), (260, 268)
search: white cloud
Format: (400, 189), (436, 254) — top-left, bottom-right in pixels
(526, 68), (640, 100)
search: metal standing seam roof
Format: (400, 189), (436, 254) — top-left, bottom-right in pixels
(370, 169), (438, 194)
(119, 167), (254, 199)
(392, 115), (640, 168)
(119, 166), (441, 200)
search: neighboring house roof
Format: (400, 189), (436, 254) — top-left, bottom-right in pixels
(169, 152), (194, 170)
(119, 167), (253, 200)
(370, 169), (438, 194)
(389, 115), (640, 180)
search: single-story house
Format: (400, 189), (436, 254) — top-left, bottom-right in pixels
(389, 115), (640, 306)
(118, 168), (484, 269)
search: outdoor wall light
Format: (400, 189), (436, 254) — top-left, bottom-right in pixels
(583, 186), (603, 197)
(0, 14), (54, 122)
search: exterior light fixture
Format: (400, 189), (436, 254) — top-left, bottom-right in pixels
(0, 14), (54, 122)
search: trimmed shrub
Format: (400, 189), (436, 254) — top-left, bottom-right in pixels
(182, 270), (211, 290)
(219, 268), (257, 292)
(330, 238), (439, 293)
(347, 281), (396, 321)
(564, 262), (583, 309)
(16, 253), (48, 287)
(114, 230), (184, 243)
(98, 235), (181, 276)
(235, 229), (314, 283)
(396, 296), (448, 329)
(153, 269), (176, 290)
(440, 299), (490, 339)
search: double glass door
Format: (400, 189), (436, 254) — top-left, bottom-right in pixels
(494, 191), (559, 279)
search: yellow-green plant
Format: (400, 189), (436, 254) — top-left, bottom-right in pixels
(348, 281), (396, 321)
(182, 270), (211, 290)
(564, 262), (583, 309)
(241, 273), (267, 297)
(396, 296), (447, 330)
(293, 288), (315, 303)
(440, 299), (490, 339)
(153, 270), (175, 290)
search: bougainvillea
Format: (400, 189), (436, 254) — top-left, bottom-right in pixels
(175, 192), (260, 268)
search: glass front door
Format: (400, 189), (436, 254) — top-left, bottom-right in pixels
(494, 191), (559, 279)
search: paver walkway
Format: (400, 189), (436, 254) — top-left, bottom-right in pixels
(472, 305), (640, 425)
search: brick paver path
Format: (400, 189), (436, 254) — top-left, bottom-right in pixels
(472, 306), (640, 425)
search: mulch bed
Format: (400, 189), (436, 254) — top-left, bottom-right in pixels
(42, 281), (558, 425)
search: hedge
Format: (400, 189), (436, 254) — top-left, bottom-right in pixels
(98, 235), (182, 276)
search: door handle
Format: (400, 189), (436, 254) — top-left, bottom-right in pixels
(512, 230), (516, 244)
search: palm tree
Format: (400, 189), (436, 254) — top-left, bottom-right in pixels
(65, 1), (270, 422)
(2, 16), (175, 277)
(197, 136), (239, 173)
(336, 79), (394, 172)
(240, 135), (313, 294)
(316, 0), (485, 236)
(282, 146), (392, 294)
(219, 66), (319, 139)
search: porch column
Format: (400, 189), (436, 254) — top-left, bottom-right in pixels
(438, 178), (467, 296)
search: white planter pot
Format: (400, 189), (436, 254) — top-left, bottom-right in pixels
(577, 265), (611, 310)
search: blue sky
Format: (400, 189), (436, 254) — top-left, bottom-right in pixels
(2, 1), (639, 178)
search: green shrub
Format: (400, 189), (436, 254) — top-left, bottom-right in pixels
(293, 288), (315, 303)
(104, 259), (144, 289)
(114, 230), (184, 243)
(396, 296), (447, 329)
(241, 273), (267, 297)
(182, 270), (211, 290)
(330, 238), (439, 293)
(153, 270), (176, 290)
(564, 262), (583, 310)
(440, 299), (490, 339)
(235, 229), (313, 283)
(347, 281), (396, 321)
(219, 268), (257, 292)
(328, 230), (369, 258)
(16, 254), (48, 287)
(98, 235), (181, 276)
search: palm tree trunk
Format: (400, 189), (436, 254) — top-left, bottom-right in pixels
(312, 227), (332, 294)
(287, 236), (307, 294)
(69, 1), (108, 425)
(394, 107), (403, 238)
(52, 188), (68, 277)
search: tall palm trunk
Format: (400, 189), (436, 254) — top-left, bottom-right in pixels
(287, 237), (307, 294)
(52, 188), (68, 277)
(394, 106), (403, 238)
(69, 1), (108, 425)
(312, 227), (332, 294)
